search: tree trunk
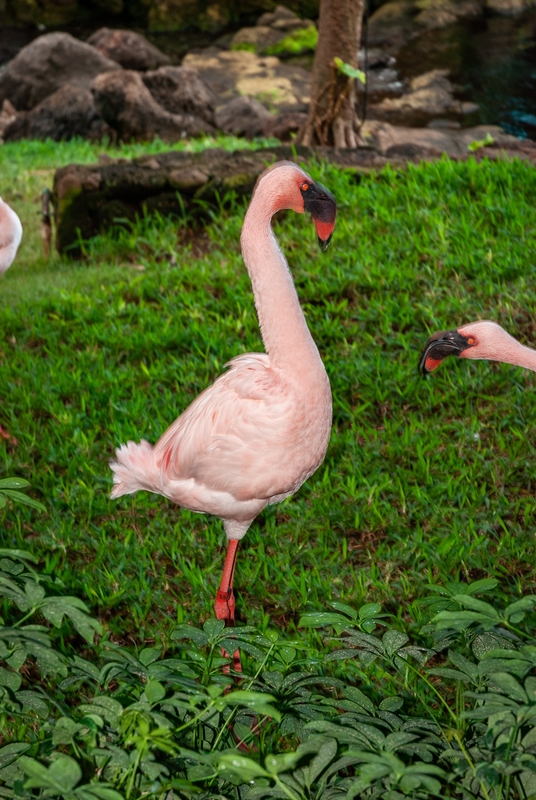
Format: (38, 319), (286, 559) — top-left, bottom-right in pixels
(297, 0), (366, 149)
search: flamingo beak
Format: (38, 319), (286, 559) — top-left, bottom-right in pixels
(303, 181), (337, 251)
(419, 330), (472, 375)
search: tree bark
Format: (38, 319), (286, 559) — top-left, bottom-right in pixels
(297, 0), (366, 149)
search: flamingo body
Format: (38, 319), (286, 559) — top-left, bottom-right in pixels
(111, 162), (337, 624)
(0, 197), (22, 274)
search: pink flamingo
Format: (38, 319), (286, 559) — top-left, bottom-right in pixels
(0, 197), (22, 275)
(0, 197), (22, 442)
(110, 161), (337, 651)
(420, 320), (536, 374)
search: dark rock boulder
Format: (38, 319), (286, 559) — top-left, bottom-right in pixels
(0, 100), (17, 142)
(87, 28), (171, 71)
(265, 110), (307, 141)
(3, 85), (112, 142)
(369, 69), (479, 126)
(0, 32), (120, 111)
(91, 69), (215, 142)
(215, 96), (273, 138)
(142, 66), (216, 125)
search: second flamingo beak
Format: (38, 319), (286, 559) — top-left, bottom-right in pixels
(419, 330), (472, 375)
(303, 182), (337, 251)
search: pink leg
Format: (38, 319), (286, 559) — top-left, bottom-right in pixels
(214, 539), (242, 673)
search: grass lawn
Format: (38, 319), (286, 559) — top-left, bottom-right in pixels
(1, 137), (536, 645)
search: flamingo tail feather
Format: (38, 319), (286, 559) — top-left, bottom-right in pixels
(110, 440), (159, 498)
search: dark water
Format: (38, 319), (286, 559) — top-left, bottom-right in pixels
(396, 9), (536, 139)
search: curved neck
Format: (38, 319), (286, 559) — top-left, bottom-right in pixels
(241, 198), (323, 375)
(495, 340), (536, 373)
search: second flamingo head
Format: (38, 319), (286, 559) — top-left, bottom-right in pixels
(419, 320), (526, 374)
(251, 161), (337, 251)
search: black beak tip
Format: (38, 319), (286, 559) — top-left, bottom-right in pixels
(318, 234), (332, 252)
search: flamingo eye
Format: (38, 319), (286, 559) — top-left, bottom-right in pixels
(467, 337), (475, 345)
(300, 181), (310, 192)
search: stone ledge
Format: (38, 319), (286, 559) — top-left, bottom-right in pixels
(52, 136), (536, 257)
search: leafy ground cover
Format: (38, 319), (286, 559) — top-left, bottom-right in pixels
(2, 518), (536, 798)
(1, 136), (536, 796)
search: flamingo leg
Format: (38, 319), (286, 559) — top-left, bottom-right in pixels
(214, 538), (242, 673)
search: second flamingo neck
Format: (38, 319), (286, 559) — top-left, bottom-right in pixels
(475, 339), (536, 372)
(241, 210), (323, 374)
(476, 336), (536, 372)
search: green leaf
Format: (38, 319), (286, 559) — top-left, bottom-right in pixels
(343, 686), (375, 715)
(525, 676), (536, 703)
(428, 667), (474, 683)
(0, 490), (46, 512)
(468, 132), (495, 152)
(40, 597), (101, 643)
(304, 737), (337, 786)
(0, 548), (38, 563)
(448, 649), (479, 680)
(24, 581), (45, 607)
(465, 578), (499, 595)
(299, 612), (350, 628)
(0, 743), (30, 769)
(383, 630), (409, 656)
(202, 618), (225, 638)
(217, 753), (269, 780)
(379, 696), (403, 712)
(0, 666), (21, 691)
(330, 601), (357, 619)
(171, 624), (209, 647)
(452, 594), (500, 617)
(0, 478), (30, 489)
(17, 690), (49, 718)
(264, 752), (301, 775)
(490, 671), (528, 703)
(504, 596), (536, 621)
(20, 754), (82, 791)
(359, 603), (383, 620)
(333, 57), (366, 83)
(144, 680), (166, 704)
(139, 646), (161, 666)
(220, 690), (281, 721)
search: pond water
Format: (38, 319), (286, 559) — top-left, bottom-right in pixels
(396, 9), (536, 139)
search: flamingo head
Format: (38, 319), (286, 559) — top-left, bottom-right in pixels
(419, 320), (511, 374)
(255, 161), (337, 251)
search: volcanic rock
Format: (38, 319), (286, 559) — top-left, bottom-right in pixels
(0, 32), (120, 111)
(142, 66), (216, 125)
(3, 85), (110, 142)
(91, 69), (214, 141)
(87, 28), (171, 71)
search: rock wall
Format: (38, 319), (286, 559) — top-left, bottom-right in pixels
(52, 133), (536, 256)
(2, 0), (320, 32)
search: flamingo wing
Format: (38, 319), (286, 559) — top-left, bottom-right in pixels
(153, 353), (307, 502)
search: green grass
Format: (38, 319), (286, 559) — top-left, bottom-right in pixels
(1, 138), (536, 645)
